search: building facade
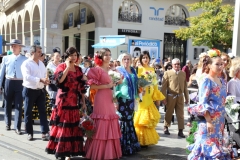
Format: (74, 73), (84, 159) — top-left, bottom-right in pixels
(0, 0), (235, 64)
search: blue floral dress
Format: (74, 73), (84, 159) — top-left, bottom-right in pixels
(188, 78), (231, 160)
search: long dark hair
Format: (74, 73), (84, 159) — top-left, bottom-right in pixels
(139, 51), (151, 66)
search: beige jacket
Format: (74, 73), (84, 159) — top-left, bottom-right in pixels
(161, 70), (189, 101)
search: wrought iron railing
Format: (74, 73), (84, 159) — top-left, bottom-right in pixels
(63, 23), (69, 30)
(87, 14), (95, 24)
(165, 15), (188, 26)
(118, 12), (142, 23)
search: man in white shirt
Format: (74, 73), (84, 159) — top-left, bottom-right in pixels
(21, 45), (50, 141)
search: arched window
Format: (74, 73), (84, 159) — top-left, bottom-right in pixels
(118, 0), (142, 23)
(165, 5), (189, 26)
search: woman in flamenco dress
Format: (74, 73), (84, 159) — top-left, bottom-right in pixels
(85, 48), (122, 160)
(134, 51), (165, 147)
(45, 47), (86, 160)
(188, 49), (231, 159)
(115, 53), (141, 155)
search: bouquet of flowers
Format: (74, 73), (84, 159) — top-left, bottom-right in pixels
(230, 104), (240, 115)
(47, 68), (55, 83)
(80, 116), (95, 138)
(225, 96), (240, 115)
(139, 70), (157, 95)
(108, 70), (121, 84)
(108, 70), (121, 102)
(225, 96), (235, 109)
(138, 76), (152, 102)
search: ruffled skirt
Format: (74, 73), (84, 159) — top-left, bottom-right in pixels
(134, 102), (160, 145)
(187, 127), (231, 160)
(45, 106), (84, 158)
(117, 98), (141, 155)
(85, 113), (122, 160)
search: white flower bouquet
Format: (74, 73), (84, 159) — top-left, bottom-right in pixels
(108, 70), (121, 84)
(225, 96), (240, 115)
(108, 70), (121, 102)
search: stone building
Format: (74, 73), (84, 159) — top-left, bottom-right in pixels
(0, 0), (235, 64)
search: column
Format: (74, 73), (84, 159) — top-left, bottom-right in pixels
(232, 0), (240, 56)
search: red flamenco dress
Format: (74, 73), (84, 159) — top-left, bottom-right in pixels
(45, 63), (86, 159)
(85, 67), (122, 160)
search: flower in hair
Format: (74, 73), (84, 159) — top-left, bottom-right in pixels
(199, 52), (208, 58)
(94, 53), (103, 66)
(207, 49), (221, 58)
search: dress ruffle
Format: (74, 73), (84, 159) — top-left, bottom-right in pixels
(85, 113), (122, 160)
(134, 103), (160, 145)
(90, 113), (121, 140)
(188, 103), (217, 117)
(188, 137), (231, 160)
(152, 90), (165, 101)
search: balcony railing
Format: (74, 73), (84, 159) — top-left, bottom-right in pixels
(63, 23), (69, 30)
(87, 14), (95, 24)
(118, 12), (142, 23)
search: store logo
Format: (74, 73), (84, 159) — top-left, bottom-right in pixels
(149, 7), (164, 21)
(150, 7), (164, 16)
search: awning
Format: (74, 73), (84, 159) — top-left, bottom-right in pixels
(92, 42), (124, 48)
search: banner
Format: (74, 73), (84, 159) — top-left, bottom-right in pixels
(128, 39), (160, 59)
(81, 8), (86, 24)
(69, 13), (73, 27)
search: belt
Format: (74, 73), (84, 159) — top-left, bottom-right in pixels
(26, 87), (44, 90)
(167, 93), (183, 99)
(6, 78), (23, 80)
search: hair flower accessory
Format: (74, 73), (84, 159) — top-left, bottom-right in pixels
(94, 53), (103, 66)
(199, 52), (208, 58)
(207, 49), (221, 58)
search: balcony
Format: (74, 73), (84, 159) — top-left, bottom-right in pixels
(0, 0), (19, 12)
(118, 12), (142, 23)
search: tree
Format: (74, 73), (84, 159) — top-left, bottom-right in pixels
(174, 0), (234, 49)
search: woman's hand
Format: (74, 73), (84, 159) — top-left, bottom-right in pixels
(65, 59), (72, 68)
(106, 81), (115, 89)
(114, 103), (119, 110)
(155, 100), (160, 107)
(207, 121), (214, 135)
(82, 103), (87, 111)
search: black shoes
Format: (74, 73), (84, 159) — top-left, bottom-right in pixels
(164, 126), (170, 135)
(178, 130), (186, 138)
(27, 134), (33, 141)
(15, 129), (22, 135)
(6, 125), (10, 131)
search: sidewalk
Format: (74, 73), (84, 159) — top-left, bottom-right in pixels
(0, 102), (189, 160)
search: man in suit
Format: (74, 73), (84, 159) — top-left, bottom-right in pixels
(161, 58), (189, 138)
(0, 39), (27, 135)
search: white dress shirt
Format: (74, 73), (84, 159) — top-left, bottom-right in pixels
(21, 58), (46, 89)
(227, 78), (240, 103)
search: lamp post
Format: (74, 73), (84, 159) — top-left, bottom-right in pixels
(77, 3), (81, 30)
(40, 0), (45, 52)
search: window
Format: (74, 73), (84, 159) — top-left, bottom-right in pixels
(165, 5), (189, 26)
(118, 0), (142, 23)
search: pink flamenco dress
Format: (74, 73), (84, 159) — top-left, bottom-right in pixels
(45, 63), (86, 159)
(85, 67), (122, 160)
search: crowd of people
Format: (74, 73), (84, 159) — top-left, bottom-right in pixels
(1, 38), (239, 160)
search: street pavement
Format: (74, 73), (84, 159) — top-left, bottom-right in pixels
(0, 99), (190, 160)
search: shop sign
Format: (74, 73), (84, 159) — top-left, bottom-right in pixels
(149, 7), (164, 21)
(128, 39), (160, 58)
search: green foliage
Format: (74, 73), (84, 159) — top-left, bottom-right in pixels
(174, 0), (234, 49)
(186, 121), (198, 154)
